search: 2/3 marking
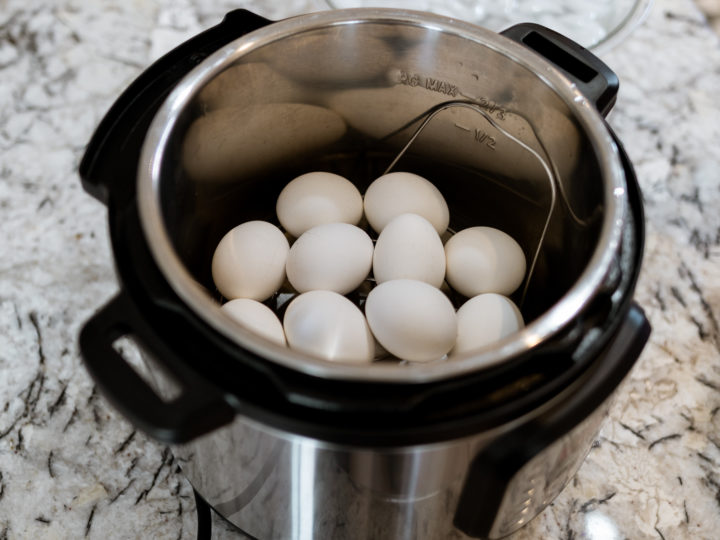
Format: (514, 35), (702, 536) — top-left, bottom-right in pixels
(477, 97), (507, 120)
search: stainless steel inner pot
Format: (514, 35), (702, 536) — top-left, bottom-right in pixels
(137, 8), (627, 383)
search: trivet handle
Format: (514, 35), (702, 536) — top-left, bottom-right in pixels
(501, 23), (619, 116)
(79, 9), (272, 205)
(79, 292), (235, 443)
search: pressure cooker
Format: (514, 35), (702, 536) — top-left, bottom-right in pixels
(78, 9), (650, 539)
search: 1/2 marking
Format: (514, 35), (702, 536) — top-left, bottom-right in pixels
(474, 129), (496, 150)
(453, 124), (497, 151)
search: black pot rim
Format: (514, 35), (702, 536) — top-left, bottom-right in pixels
(78, 9), (647, 446)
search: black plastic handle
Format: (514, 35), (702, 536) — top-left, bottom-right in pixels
(501, 23), (619, 116)
(79, 9), (272, 205)
(454, 302), (650, 538)
(79, 293), (235, 443)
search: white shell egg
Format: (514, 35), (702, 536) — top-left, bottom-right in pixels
(445, 226), (526, 297)
(284, 290), (374, 364)
(365, 279), (457, 362)
(452, 294), (524, 356)
(363, 172), (449, 235)
(286, 223), (373, 294)
(276, 172), (363, 237)
(212, 221), (289, 301)
(221, 298), (287, 346)
(373, 213), (445, 288)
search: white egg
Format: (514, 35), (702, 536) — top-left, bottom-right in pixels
(211, 221), (289, 301)
(363, 172), (449, 235)
(452, 294), (524, 356)
(284, 290), (374, 364)
(365, 279), (457, 362)
(286, 223), (373, 294)
(373, 213), (445, 288)
(276, 172), (363, 237)
(221, 298), (287, 346)
(444, 226), (526, 297)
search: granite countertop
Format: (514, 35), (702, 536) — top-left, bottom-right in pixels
(1, 0), (719, 538)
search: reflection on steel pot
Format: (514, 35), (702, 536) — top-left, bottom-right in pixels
(183, 103), (347, 182)
(78, 9), (650, 539)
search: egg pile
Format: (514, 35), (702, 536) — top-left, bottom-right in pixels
(211, 171), (527, 365)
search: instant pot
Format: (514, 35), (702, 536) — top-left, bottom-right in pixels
(78, 9), (650, 539)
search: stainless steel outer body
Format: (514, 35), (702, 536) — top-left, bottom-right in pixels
(172, 387), (610, 540)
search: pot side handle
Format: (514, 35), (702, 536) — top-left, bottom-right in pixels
(79, 293), (236, 444)
(79, 9), (272, 205)
(453, 303), (650, 539)
(500, 23), (619, 117)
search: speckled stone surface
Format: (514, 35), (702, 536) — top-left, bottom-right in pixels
(1, 0), (719, 538)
